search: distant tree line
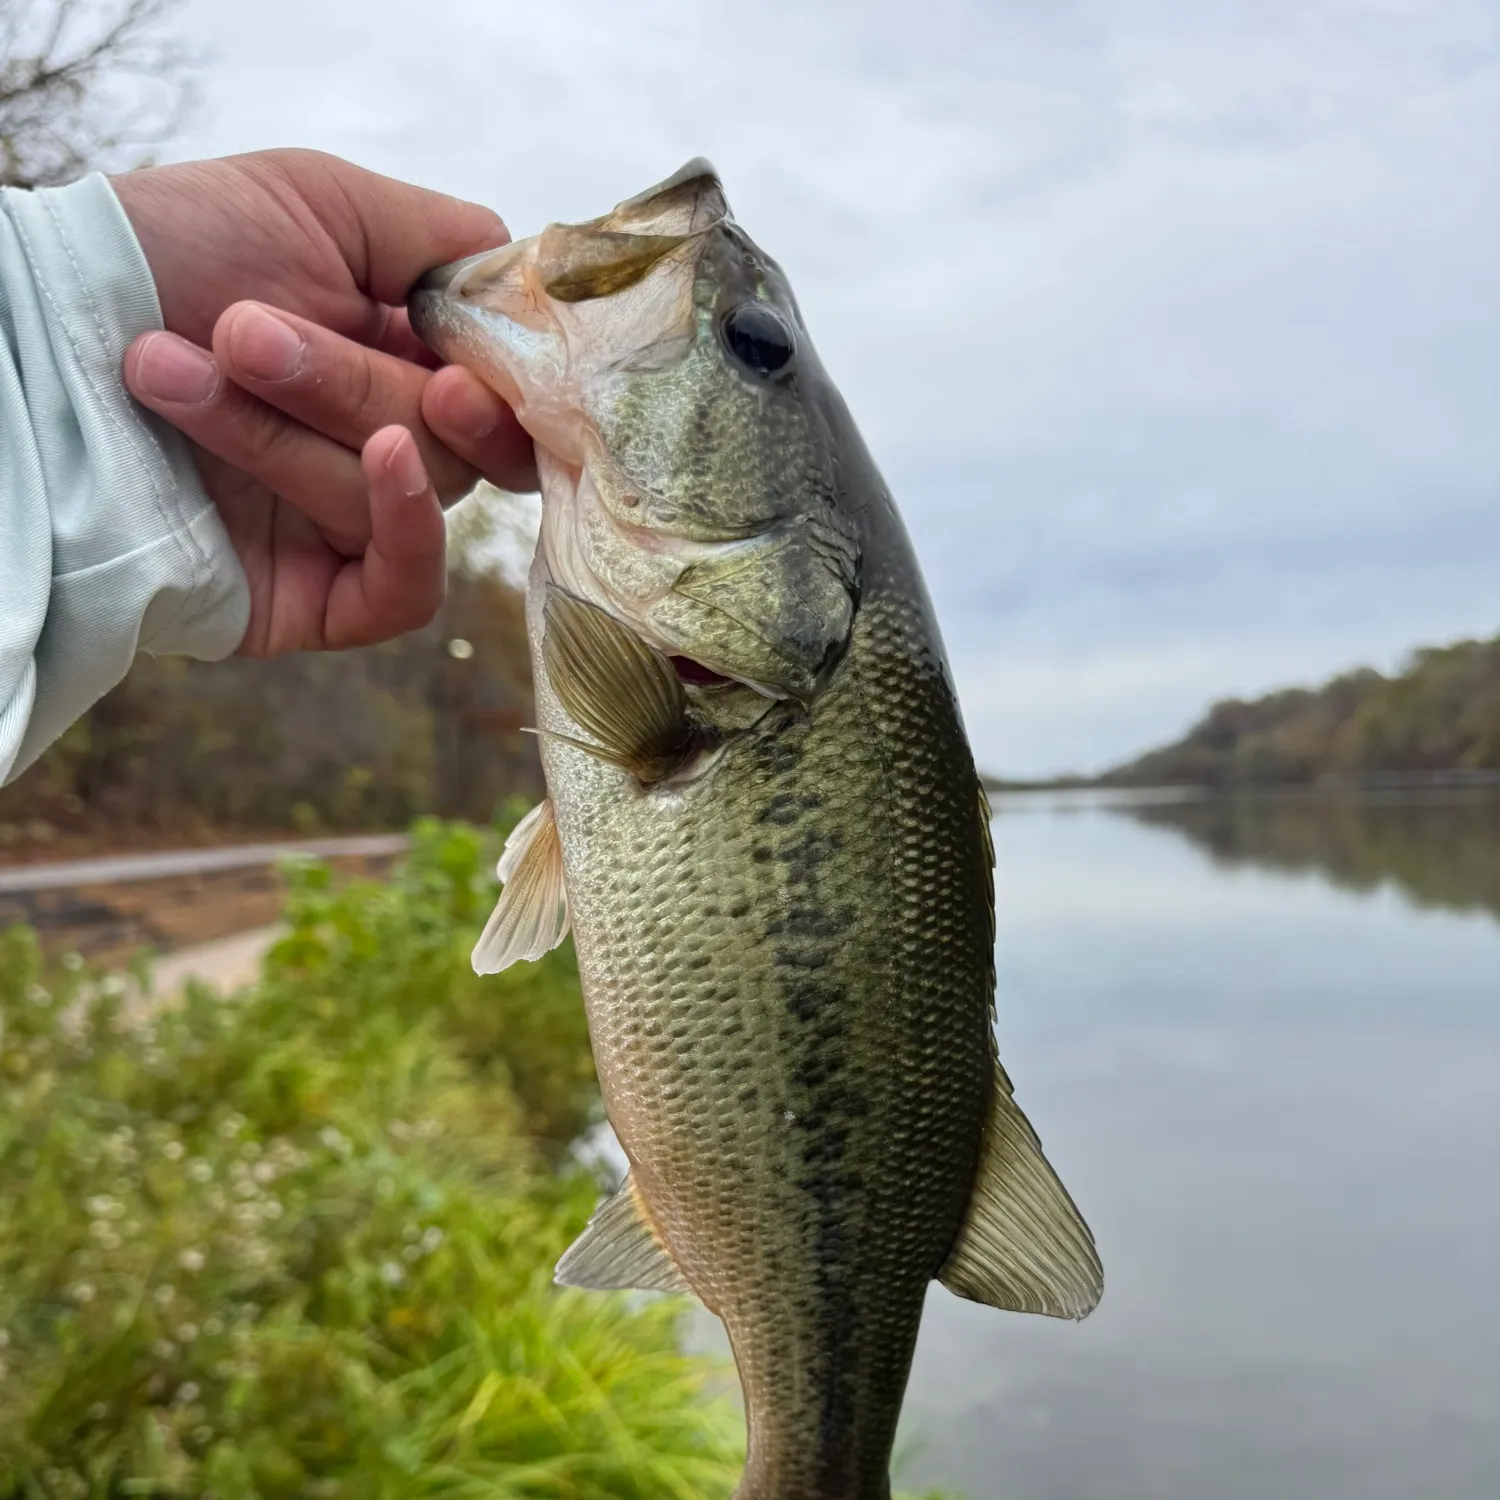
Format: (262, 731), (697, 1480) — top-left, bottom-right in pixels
(1107, 632), (1500, 787)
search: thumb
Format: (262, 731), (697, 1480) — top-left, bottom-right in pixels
(268, 149), (511, 305)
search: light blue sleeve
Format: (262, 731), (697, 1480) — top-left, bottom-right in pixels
(0, 173), (250, 787)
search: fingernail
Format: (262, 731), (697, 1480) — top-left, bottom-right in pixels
(231, 304), (306, 382)
(384, 433), (429, 497)
(134, 333), (220, 405)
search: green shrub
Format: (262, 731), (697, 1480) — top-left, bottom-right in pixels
(264, 815), (599, 1155)
(0, 820), (740, 1498)
(0, 818), (956, 1500)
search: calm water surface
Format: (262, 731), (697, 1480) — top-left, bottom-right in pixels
(892, 791), (1500, 1499)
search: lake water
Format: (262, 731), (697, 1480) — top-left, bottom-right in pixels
(893, 790), (1500, 1499)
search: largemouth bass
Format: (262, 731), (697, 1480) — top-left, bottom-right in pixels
(410, 161), (1102, 1500)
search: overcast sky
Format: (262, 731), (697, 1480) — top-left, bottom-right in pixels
(167, 0), (1499, 776)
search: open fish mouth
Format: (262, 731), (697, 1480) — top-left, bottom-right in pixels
(668, 655), (734, 687)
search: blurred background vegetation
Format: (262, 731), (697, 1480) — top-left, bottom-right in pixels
(0, 822), (953, 1498)
(0, 821), (743, 1498)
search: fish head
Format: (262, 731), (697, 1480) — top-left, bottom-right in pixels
(410, 159), (859, 704)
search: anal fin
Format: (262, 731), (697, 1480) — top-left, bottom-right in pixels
(555, 1171), (691, 1295)
(471, 798), (570, 975)
(939, 1065), (1103, 1320)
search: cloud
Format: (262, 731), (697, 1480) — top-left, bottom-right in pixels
(172, 0), (1500, 774)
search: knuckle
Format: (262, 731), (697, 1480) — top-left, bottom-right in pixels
(344, 345), (381, 426)
(237, 398), (300, 473)
(390, 595), (439, 637)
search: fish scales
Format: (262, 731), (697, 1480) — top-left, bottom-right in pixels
(410, 157), (1102, 1500)
(543, 538), (994, 1498)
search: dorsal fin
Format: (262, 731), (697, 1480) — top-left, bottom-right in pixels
(555, 1171), (691, 1295)
(601, 157), (728, 235)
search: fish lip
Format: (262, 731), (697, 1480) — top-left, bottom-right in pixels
(406, 264), (457, 355)
(406, 242), (531, 347)
(409, 261), (458, 300)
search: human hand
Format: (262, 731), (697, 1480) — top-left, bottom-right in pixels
(112, 149), (536, 656)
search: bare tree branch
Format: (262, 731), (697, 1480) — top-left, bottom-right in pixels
(0, 0), (196, 189)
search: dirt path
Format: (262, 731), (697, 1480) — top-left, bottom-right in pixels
(3, 836), (407, 967)
(149, 924), (283, 998)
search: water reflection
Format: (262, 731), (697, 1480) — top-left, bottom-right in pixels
(894, 793), (1500, 1500)
(1120, 789), (1500, 925)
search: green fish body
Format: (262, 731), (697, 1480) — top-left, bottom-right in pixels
(411, 161), (1101, 1500)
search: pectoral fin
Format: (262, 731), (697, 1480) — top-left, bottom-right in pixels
(939, 1066), (1103, 1320)
(555, 1172), (691, 1295)
(471, 798), (570, 975)
(541, 587), (696, 783)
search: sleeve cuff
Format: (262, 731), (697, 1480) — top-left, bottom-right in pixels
(1, 173), (250, 779)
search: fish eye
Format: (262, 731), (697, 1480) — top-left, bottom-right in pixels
(719, 302), (795, 377)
